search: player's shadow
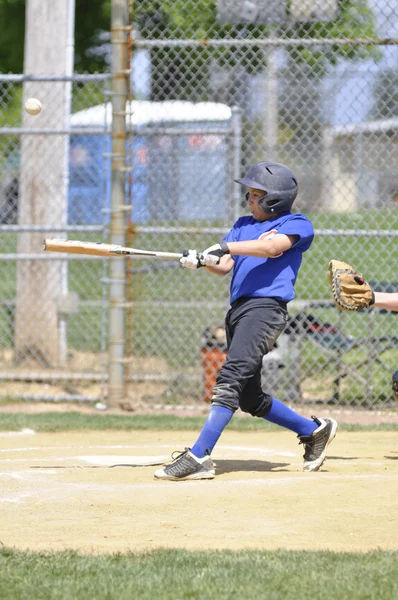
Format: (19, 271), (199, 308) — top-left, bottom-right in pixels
(326, 456), (363, 460)
(214, 459), (289, 475)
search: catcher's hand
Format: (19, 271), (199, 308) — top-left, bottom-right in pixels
(328, 259), (375, 312)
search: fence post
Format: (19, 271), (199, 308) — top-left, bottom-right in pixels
(108, 0), (130, 407)
(231, 106), (242, 223)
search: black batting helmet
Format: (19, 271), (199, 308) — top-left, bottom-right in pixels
(235, 161), (298, 214)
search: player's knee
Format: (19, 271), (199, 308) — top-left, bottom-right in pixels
(241, 394), (273, 418)
(211, 383), (239, 412)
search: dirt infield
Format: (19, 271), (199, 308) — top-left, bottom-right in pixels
(0, 428), (397, 554)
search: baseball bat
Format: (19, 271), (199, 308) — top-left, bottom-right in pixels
(43, 239), (183, 260)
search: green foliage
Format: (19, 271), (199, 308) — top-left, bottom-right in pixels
(0, 0), (382, 107)
(289, 0), (381, 75)
(0, 84), (22, 128)
(73, 0), (111, 72)
(134, 0), (381, 100)
(0, 85), (21, 173)
(0, 0), (111, 74)
(0, 0), (25, 73)
(0, 0), (382, 77)
(0, 547), (397, 600)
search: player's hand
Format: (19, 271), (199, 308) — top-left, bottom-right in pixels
(200, 242), (230, 266)
(180, 249), (203, 270)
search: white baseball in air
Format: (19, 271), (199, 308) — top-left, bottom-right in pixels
(25, 97), (42, 115)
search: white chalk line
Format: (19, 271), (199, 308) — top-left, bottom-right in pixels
(0, 436), (397, 505)
(0, 444), (179, 453)
(0, 456), (169, 465)
(0, 471), (397, 500)
(77, 455), (169, 466)
(1, 443), (397, 504)
(113, 472), (398, 491)
(0, 429), (36, 438)
(0, 444), (187, 454)
(0, 491), (36, 504)
(0, 444), (297, 458)
(0, 438), (391, 468)
(0, 457), (70, 463)
(0, 458), (390, 471)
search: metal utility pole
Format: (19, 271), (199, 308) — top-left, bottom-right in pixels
(108, 0), (130, 407)
(15, 0), (74, 367)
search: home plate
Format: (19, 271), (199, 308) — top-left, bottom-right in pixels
(76, 455), (169, 467)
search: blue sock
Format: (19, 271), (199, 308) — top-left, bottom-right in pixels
(264, 398), (317, 437)
(191, 405), (233, 458)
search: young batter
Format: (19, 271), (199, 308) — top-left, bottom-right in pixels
(155, 161), (338, 481)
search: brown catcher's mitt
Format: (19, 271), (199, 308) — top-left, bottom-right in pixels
(328, 260), (375, 312)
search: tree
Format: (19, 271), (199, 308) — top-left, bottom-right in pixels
(0, 0), (25, 73)
(0, 0), (381, 87)
(0, 0), (110, 74)
(133, 0), (381, 101)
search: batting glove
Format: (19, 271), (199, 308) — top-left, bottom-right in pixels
(200, 242), (230, 266)
(180, 249), (203, 270)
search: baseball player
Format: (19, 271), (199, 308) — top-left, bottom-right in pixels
(155, 161), (338, 481)
(328, 260), (398, 402)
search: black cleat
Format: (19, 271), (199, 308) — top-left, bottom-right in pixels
(154, 448), (215, 481)
(299, 417), (338, 472)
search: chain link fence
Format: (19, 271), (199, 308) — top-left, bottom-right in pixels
(1, 0), (398, 408)
(0, 75), (110, 403)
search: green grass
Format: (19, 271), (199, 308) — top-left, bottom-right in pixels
(309, 209), (398, 230)
(0, 547), (397, 600)
(0, 412), (397, 432)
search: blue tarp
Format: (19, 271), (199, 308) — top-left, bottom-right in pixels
(68, 121), (231, 224)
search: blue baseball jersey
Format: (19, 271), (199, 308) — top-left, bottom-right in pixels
(222, 212), (314, 303)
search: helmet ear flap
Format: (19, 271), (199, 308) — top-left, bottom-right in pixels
(259, 196), (279, 214)
(241, 191), (250, 208)
(245, 191), (273, 213)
